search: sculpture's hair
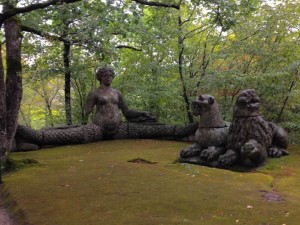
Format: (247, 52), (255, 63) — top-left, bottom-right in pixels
(227, 117), (273, 151)
(96, 67), (115, 81)
(227, 89), (273, 151)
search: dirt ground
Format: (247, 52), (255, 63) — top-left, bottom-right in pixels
(0, 206), (18, 225)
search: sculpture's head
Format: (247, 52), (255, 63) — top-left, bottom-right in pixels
(96, 67), (115, 86)
(233, 89), (260, 118)
(192, 94), (215, 116)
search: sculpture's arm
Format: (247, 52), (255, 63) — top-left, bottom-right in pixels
(117, 92), (156, 121)
(84, 91), (96, 123)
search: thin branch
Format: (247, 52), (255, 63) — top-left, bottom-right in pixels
(22, 25), (101, 53)
(0, 0), (81, 23)
(20, 25), (89, 46)
(239, 28), (262, 42)
(116, 45), (142, 51)
(181, 24), (213, 41)
(181, 5), (196, 25)
(277, 78), (298, 123)
(21, 25), (68, 43)
(132, 0), (180, 10)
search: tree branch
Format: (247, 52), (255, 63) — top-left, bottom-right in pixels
(22, 25), (141, 52)
(132, 0), (180, 10)
(181, 5), (197, 26)
(21, 25), (71, 43)
(116, 45), (142, 51)
(181, 24), (212, 41)
(0, 0), (81, 22)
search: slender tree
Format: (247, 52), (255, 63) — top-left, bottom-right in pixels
(0, 39), (6, 158)
(0, 0), (81, 158)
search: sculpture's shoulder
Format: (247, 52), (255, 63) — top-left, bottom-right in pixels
(111, 88), (122, 96)
(87, 88), (98, 97)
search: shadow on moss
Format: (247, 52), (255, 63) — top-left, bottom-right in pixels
(173, 159), (255, 173)
(5, 158), (39, 172)
(127, 158), (157, 164)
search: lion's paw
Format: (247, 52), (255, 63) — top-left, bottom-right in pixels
(240, 140), (267, 166)
(200, 146), (224, 161)
(180, 144), (202, 158)
(267, 147), (289, 158)
(217, 149), (237, 167)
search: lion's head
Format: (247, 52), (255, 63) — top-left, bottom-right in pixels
(192, 94), (215, 116)
(192, 94), (226, 128)
(233, 89), (260, 118)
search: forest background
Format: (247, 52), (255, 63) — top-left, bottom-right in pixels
(0, 0), (299, 157)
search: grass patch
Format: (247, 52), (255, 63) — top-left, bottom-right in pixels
(1, 140), (300, 225)
(4, 157), (39, 172)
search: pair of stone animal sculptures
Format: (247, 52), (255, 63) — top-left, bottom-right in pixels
(179, 89), (289, 168)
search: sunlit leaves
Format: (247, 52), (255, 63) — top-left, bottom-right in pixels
(18, 0), (300, 141)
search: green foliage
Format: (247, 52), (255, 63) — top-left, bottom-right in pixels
(18, 0), (300, 141)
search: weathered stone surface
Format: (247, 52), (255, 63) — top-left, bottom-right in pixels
(179, 90), (289, 168)
(14, 122), (198, 150)
(179, 94), (229, 166)
(223, 89), (289, 167)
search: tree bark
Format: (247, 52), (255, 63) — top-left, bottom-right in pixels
(178, 16), (194, 123)
(0, 38), (7, 157)
(4, 4), (23, 151)
(63, 42), (72, 125)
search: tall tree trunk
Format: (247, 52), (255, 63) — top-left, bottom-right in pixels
(178, 16), (193, 124)
(0, 36), (7, 157)
(63, 42), (72, 125)
(4, 4), (23, 151)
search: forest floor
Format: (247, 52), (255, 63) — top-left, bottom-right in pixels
(0, 204), (18, 225)
(1, 139), (300, 225)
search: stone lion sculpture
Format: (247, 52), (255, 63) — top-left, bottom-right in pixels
(179, 89), (289, 168)
(179, 94), (229, 167)
(218, 89), (289, 167)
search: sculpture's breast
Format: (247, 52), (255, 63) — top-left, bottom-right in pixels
(96, 91), (119, 105)
(195, 126), (229, 148)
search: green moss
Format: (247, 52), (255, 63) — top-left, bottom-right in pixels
(1, 140), (300, 225)
(4, 157), (39, 172)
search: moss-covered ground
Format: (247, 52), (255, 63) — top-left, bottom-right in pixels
(1, 139), (300, 225)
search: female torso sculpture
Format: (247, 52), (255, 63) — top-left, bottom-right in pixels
(90, 88), (121, 128)
(85, 68), (153, 135)
(85, 68), (123, 133)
